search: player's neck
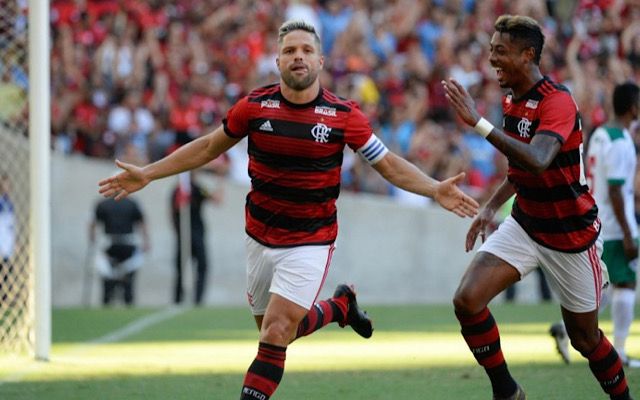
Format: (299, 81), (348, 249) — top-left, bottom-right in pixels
(280, 80), (321, 104)
(511, 68), (543, 99)
(611, 116), (632, 130)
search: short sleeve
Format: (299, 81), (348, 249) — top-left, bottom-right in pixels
(605, 140), (628, 184)
(223, 96), (251, 139)
(344, 101), (374, 151)
(536, 92), (577, 144)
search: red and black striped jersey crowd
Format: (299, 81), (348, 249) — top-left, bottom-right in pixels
(3, 0), (640, 204)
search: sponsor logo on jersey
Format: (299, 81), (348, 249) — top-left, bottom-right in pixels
(259, 120), (274, 132)
(525, 99), (539, 109)
(260, 99), (280, 109)
(517, 117), (532, 138)
(311, 122), (331, 143)
(314, 105), (337, 117)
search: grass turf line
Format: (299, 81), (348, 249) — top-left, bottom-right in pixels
(0, 303), (638, 399)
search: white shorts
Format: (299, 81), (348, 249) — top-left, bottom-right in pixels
(480, 216), (609, 313)
(245, 235), (335, 315)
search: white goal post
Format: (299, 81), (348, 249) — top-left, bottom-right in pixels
(0, 0), (50, 359)
(29, 0), (51, 361)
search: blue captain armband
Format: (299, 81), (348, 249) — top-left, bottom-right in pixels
(357, 134), (389, 165)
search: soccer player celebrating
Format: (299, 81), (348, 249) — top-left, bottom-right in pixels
(99, 20), (479, 400)
(443, 15), (632, 400)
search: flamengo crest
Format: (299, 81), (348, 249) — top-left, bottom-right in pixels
(517, 117), (531, 138)
(311, 123), (331, 143)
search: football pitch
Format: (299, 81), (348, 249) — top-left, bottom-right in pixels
(1, 303), (639, 399)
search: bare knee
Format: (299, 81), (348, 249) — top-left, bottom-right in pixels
(567, 327), (601, 355)
(453, 287), (486, 316)
(260, 318), (298, 345)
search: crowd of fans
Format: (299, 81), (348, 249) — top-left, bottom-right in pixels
(4, 0), (640, 204)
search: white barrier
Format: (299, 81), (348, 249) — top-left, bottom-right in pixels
(51, 154), (543, 307)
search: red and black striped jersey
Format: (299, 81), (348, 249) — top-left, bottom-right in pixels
(503, 76), (599, 253)
(223, 84), (373, 247)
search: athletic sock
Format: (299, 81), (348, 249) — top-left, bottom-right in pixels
(240, 342), (287, 400)
(584, 330), (630, 400)
(294, 296), (348, 339)
(456, 307), (517, 398)
(611, 288), (635, 359)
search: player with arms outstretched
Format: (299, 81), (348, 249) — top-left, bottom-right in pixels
(99, 20), (479, 400)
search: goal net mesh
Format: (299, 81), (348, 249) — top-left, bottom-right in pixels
(0, 0), (33, 355)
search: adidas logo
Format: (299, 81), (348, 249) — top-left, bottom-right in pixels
(259, 120), (273, 132)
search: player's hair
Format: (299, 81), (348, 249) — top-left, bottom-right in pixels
(612, 82), (640, 116)
(278, 20), (321, 51)
(494, 15), (545, 65)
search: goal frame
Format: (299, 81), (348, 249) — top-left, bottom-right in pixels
(29, 0), (51, 361)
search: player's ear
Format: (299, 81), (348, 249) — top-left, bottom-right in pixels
(522, 46), (536, 63)
(276, 56), (280, 69)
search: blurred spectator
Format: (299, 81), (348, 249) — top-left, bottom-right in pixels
(107, 88), (154, 160)
(0, 59), (27, 131)
(89, 195), (149, 306)
(40, 0), (640, 204)
(170, 171), (223, 306)
(0, 173), (16, 302)
(89, 198), (149, 306)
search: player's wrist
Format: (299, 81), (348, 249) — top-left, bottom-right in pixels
(473, 117), (494, 138)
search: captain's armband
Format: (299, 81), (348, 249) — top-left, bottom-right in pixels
(357, 134), (389, 165)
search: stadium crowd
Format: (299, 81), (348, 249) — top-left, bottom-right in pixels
(27, 0), (640, 202)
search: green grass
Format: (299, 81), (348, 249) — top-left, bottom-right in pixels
(1, 303), (639, 399)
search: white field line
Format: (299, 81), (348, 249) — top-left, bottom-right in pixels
(86, 306), (186, 345)
(0, 306), (188, 385)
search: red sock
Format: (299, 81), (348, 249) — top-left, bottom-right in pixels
(240, 342), (287, 399)
(585, 331), (630, 399)
(456, 307), (516, 398)
(294, 296), (348, 339)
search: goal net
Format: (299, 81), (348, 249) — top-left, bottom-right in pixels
(0, 0), (32, 354)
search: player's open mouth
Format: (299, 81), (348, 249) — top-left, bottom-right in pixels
(495, 68), (504, 80)
(291, 64), (307, 72)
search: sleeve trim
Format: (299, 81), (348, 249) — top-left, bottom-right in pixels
(222, 119), (243, 138)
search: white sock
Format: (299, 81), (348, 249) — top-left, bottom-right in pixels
(612, 287), (636, 358)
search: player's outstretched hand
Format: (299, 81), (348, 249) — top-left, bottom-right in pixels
(465, 208), (495, 252)
(434, 172), (479, 218)
(441, 78), (480, 127)
(98, 159), (149, 200)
